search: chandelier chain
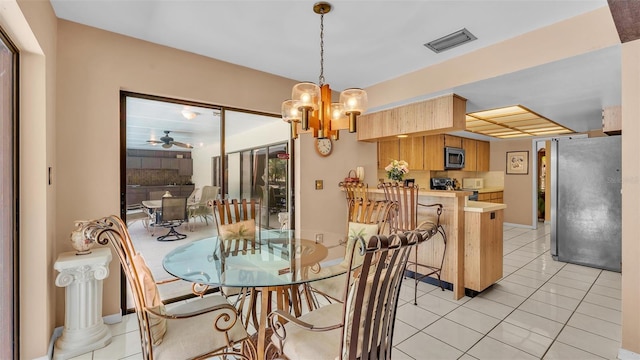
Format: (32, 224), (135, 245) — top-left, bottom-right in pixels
(319, 11), (325, 86)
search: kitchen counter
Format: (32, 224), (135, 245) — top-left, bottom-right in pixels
(464, 200), (507, 213)
(367, 188), (471, 198)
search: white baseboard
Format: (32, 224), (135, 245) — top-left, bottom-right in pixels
(45, 313), (122, 359)
(40, 326), (63, 360)
(619, 348), (640, 360)
(503, 222), (535, 229)
(103, 312), (123, 325)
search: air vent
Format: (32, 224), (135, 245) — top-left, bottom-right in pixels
(424, 28), (477, 53)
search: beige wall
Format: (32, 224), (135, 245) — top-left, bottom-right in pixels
(6, 2), (640, 357)
(295, 132), (377, 258)
(1, 0), (58, 358)
(488, 139), (534, 226)
(54, 20), (300, 322)
(621, 38), (640, 354)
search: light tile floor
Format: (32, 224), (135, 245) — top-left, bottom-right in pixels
(71, 223), (623, 359)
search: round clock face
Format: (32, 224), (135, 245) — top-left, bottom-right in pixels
(315, 138), (333, 157)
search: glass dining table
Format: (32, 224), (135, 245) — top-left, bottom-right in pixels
(162, 229), (336, 359)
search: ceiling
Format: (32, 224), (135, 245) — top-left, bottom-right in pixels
(51, 0), (620, 144)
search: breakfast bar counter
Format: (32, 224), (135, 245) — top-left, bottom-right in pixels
(368, 188), (469, 299)
(364, 188), (506, 299)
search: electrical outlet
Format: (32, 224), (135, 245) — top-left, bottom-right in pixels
(315, 233), (323, 243)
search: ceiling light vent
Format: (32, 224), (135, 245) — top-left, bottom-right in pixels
(424, 28), (477, 53)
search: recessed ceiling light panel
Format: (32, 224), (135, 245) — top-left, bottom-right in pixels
(424, 28), (477, 53)
(466, 105), (574, 139)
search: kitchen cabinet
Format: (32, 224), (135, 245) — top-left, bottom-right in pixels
(377, 134), (490, 172)
(476, 140), (490, 171)
(178, 158), (193, 176)
(378, 140), (400, 169)
(462, 138), (477, 171)
(464, 209), (504, 292)
(399, 137), (424, 170)
(477, 191), (503, 203)
(424, 134), (462, 170)
(424, 135), (445, 170)
(358, 94), (467, 141)
(444, 134), (462, 148)
(462, 138), (490, 172)
(126, 186), (147, 206)
(126, 156), (142, 169)
(141, 157), (161, 169)
(161, 158), (179, 170)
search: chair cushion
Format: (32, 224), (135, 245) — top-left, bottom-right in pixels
(271, 303), (343, 360)
(132, 253), (167, 345)
(341, 222), (378, 268)
(310, 270), (348, 302)
(155, 295), (249, 360)
(219, 219), (256, 241)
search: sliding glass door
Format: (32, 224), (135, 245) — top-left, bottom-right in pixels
(121, 93), (291, 308)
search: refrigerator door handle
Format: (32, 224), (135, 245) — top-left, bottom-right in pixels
(550, 139), (559, 259)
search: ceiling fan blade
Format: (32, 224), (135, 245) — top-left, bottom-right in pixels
(147, 140), (163, 144)
(172, 141), (193, 149)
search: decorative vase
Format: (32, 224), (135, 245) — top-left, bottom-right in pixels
(70, 220), (94, 255)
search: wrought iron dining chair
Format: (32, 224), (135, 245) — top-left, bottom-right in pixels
(268, 229), (431, 360)
(378, 182), (448, 303)
(156, 196), (188, 241)
(205, 198), (262, 326)
(309, 199), (395, 304)
(340, 182), (369, 211)
(81, 215), (255, 360)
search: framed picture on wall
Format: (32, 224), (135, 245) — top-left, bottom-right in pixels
(506, 151), (529, 175)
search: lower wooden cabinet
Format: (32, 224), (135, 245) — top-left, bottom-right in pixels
(477, 191), (503, 203)
(464, 209), (504, 292)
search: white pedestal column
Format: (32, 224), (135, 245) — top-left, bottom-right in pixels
(53, 247), (113, 360)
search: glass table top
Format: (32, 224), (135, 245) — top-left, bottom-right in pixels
(162, 229), (336, 288)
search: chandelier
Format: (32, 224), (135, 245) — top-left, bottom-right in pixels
(281, 2), (367, 140)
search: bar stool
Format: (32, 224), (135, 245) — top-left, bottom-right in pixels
(378, 182), (447, 304)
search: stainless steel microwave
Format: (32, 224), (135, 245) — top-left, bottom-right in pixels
(445, 147), (465, 169)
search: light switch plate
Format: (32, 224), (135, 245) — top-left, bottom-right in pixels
(315, 180), (323, 190)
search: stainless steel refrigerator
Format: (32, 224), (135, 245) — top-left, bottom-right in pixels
(550, 136), (621, 272)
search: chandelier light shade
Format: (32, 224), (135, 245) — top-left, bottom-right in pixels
(281, 1), (367, 140)
(281, 100), (301, 139)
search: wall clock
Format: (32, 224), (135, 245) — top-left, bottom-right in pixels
(315, 138), (333, 157)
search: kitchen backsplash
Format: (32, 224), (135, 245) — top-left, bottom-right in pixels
(127, 169), (192, 186)
(376, 169), (505, 190)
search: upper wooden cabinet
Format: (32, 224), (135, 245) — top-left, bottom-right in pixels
(399, 137), (425, 170)
(476, 140), (490, 171)
(461, 138), (490, 172)
(358, 94), (467, 142)
(424, 135), (445, 171)
(462, 138), (477, 171)
(445, 134), (462, 148)
(378, 134), (490, 172)
(378, 141), (399, 169)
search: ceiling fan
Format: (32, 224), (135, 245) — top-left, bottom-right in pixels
(147, 130), (193, 149)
